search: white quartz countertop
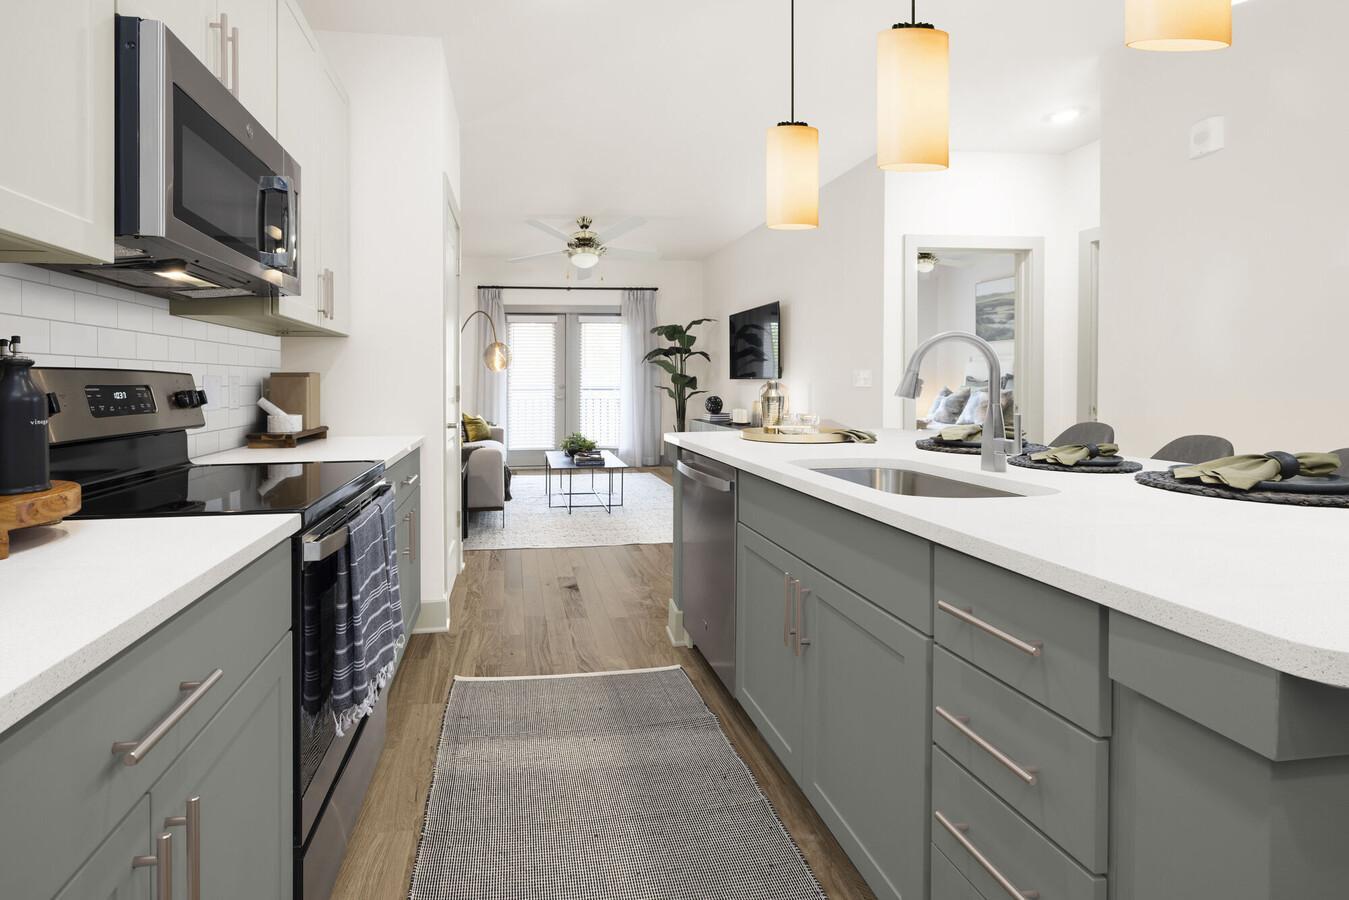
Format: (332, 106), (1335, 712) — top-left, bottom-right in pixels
(0, 514), (299, 736)
(666, 429), (1349, 687)
(194, 434), (422, 467)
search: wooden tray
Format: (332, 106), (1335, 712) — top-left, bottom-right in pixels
(740, 427), (847, 444)
(0, 480), (81, 560)
(245, 425), (329, 449)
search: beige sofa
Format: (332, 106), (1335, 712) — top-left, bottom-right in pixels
(464, 425), (507, 525)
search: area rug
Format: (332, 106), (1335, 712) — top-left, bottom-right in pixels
(407, 666), (826, 900)
(464, 472), (673, 551)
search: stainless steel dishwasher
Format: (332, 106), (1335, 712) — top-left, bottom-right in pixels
(676, 450), (738, 693)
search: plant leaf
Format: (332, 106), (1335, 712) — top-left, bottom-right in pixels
(687, 350), (711, 363)
(648, 358), (676, 375)
(684, 317), (715, 332)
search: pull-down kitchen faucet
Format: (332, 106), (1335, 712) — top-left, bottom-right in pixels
(896, 331), (1019, 473)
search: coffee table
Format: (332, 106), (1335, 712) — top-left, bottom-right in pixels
(544, 450), (627, 513)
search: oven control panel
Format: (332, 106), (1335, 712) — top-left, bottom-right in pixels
(85, 384), (157, 418)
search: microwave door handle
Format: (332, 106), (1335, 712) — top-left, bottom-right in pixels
(257, 175), (293, 270)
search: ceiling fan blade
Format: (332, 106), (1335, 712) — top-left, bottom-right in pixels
(594, 216), (645, 242)
(939, 258), (976, 268)
(526, 218), (574, 241)
(575, 266), (594, 282)
(506, 249), (564, 263)
(603, 247), (660, 261)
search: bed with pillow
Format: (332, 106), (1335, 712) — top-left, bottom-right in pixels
(917, 372), (1014, 433)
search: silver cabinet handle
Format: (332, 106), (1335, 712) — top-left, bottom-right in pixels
(937, 600), (1042, 657)
(228, 25), (239, 97)
(795, 585), (812, 656)
(934, 810), (1039, 900)
(783, 574), (796, 647)
(112, 670), (224, 765)
(323, 268), (335, 320)
(164, 796), (201, 900)
(132, 832), (174, 900)
(209, 14), (229, 86)
(402, 473), (420, 487)
(401, 512), (412, 558)
(935, 706), (1037, 785)
(411, 508), (419, 562)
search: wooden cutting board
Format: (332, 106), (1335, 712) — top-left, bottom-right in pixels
(0, 481), (81, 560)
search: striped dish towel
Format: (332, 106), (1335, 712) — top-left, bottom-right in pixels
(331, 492), (405, 736)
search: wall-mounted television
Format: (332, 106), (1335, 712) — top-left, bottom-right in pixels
(729, 301), (782, 380)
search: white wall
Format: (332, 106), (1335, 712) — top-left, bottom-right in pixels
(703, 160), (887, 427)
(1099, 0), (1349, 454)
(883, 148), (1101, 438)
(459, 256), (704, 438)
(0, 264), (279, 455)
(281, 32), (460, 629)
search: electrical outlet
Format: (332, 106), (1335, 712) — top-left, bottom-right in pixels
(853, 369), (873, 388)
(1189, 115), (1225, 159)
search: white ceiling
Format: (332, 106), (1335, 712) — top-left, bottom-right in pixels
(301, 1), (1120, 259)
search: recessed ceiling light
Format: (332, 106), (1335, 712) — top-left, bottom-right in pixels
(1046, 107), (1083, 126)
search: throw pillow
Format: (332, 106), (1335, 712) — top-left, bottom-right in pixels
(924, 387), (953, 422)
(462, 413), (492, 443)
(932, 387), (971, 424)
(955, 389), (990, 426)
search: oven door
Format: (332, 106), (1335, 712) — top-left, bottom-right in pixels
(295, 482), (392, 846)
(115, 16), (300, 298)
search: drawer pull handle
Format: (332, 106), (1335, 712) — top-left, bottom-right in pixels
(783, 574), (796, 647)
(935, 706), (1038, 785)
(112, 669), (224, 765)
(934, 809), (1039, 900)
(132, 831), (174, 900)
(795, 586), (812, 656)
(937, 601), (1042, 657)
(402, 473), (420, 487)
(164, 796), (201, 900)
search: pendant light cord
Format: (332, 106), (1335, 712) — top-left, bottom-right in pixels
(790, 0), (795, 122)
(912, 0), (917, 25)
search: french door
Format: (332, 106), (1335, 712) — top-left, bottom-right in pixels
(506, 312), (623, 467)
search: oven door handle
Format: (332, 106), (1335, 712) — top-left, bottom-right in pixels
(302, 480), (389, 563)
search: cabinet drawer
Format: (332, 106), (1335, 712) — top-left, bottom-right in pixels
(933, 547), (1109, 735)
(388, 450), (421, 504)
(0, 542), (290, 900)
(932, 843), (989, 900)
(933, 648), (1108, 873)
(739, 473), (933, 632)
(933, 749), (1106, 900)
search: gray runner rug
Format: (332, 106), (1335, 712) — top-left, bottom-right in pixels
(408, 666), (826, 899)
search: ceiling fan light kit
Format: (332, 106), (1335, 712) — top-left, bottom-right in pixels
(1125, 0), (1231, 52)
(766, 0), (820, 230)
(876, 3), (950, 173)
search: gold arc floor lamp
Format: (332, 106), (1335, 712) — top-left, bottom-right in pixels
(461, 309), (511, 372)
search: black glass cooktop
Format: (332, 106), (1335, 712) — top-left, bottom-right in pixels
(69, 460), (382, 526)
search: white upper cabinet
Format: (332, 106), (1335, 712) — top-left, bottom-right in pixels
(318, 65), (351, 336)
(0, 0), (114, 263)
(275, 0), (321, 330)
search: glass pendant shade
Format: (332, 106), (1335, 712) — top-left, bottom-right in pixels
(877, 24), (949, 172)
(483, 341), (511, 372)
(766, 123), (819, 230)
(1125, 0), (1231, 52)
(569, 250), (600, 269)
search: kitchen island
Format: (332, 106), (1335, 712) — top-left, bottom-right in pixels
(667, 428), (1349, 900)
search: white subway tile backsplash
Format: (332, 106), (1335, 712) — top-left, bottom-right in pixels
(151, 308), (182, 336)
(116, 299), (154, 332)
(21, 281), (75, 321)
(74, 292), (119, 327)
(74, 357), (120, 368)
(30, 354), (75, 367)
(178, 318), (207, 339)
(98, 327), (138, 358)
(49, 321), (99, 356)
(48, 271), (97, 293)
(167, 336), (196, 362)
(135, 332), (169, 360)
(0, 276), (20, 314)
(0, 314), (49, 351)
(0, 263), (46, 282)
(195, 340), (219, 363)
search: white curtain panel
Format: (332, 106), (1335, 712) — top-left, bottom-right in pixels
(619, 289), (663, 467)
(474, 287), (508, 431)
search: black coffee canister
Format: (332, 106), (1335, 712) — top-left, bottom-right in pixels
(0, 336), (52, 495)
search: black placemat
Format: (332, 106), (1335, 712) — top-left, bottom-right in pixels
(1009, 454), (1142, 474)
(917, 439), (1048, 456)
(1135, 470), (1349, 507)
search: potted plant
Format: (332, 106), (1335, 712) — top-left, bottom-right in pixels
(560, 433), (597, 457)
(645, 318), (714, 432)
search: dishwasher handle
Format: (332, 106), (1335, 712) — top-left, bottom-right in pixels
(676, 460), (735, 493)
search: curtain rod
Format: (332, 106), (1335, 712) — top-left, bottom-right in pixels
(476, 285), (659, 292)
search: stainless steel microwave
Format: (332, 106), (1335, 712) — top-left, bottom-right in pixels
(54, 16), (300, 301)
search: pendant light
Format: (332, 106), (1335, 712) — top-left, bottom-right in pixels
(1125, 0), (1231, 52)
(877, 1), (949, 172)
(766, 0), (819, 230)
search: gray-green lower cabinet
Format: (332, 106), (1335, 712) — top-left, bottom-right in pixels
(395, 482), (423, 643)
(53, 797), (154, 900)
(150, 636), (292, 900)
(801, 564), (931, 900)
(736, 525), (805, 778)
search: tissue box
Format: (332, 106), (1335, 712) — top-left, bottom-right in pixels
(266, 373), (321, 430)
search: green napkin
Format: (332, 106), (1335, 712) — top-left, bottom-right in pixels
(1172, 452), (1341, 491)
(828, 428), (877, 444)
(1031, 443), (1120, 467)
(939, 424), (983, 442)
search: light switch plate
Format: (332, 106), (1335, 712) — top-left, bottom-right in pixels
(853, 369), (873, 388)
(1189, 115), (1226, 159)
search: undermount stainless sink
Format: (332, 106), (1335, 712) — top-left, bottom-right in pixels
(808, 466), (1025, 499)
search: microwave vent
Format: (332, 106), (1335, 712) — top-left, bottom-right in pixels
(174, 287), (254, 298)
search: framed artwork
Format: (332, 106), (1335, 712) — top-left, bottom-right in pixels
(975, 276), (1015, 343)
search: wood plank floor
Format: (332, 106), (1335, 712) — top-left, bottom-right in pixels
(329, 469), (876, 900)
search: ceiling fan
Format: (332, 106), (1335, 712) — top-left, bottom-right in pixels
(916, 251), (977, 274)
(508, 216), (659, 280)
